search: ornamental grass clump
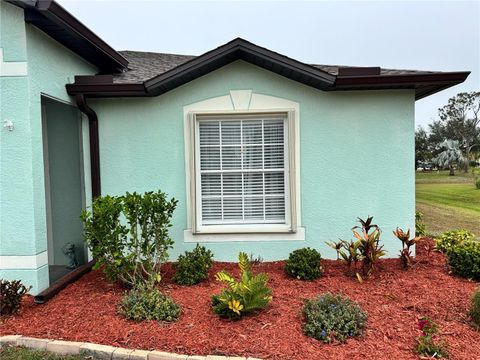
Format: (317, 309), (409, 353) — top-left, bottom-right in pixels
(119, 284), (181, 322)
(0, 279), (31, 316)
(211, 252), (272, 320)
(81, 190), (178, 288)
(173, 244), (214, 286)
(285, 247), (323, 280)
(303, 292), (367, 344)
(435, 230), (475, 253)
(415, 317), (448, 358)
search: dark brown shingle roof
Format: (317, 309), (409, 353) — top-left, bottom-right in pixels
(68, 39), (469, 100)
(115, 51), (195, 83)
(115, 50), (438, 84)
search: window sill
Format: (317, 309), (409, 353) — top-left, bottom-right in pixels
(183, 227), (305, 242)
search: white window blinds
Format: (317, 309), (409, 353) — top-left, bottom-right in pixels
(198, 116), (287, 226)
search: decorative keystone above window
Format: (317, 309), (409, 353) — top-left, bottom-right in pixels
(183, 91), (303, 241)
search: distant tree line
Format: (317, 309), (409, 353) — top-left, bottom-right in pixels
(416, 91), (480, 174)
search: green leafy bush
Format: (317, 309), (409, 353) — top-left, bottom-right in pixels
(285, 247), (322, 280)
(446, 241), (480, 280)
(303, 292), (367, 343)
(212, 252), (272, 320)
(173, 244), (214, 286)
(0, 279), (31, 315)
(119, 285), (181, 322)
(415, 211), (427, 237)
(81, 190), (178, 288)
(415, 317), (448, 358)
(470, 288), (480, 329)
(435, 229), (475, 253)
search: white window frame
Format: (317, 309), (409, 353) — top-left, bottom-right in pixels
(183, 91), (303, 241)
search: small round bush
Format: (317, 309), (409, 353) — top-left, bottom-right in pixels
(446, 241), (480, 280)
(435, 230), (475, 253)
(303, 292), (367, 343)
(285, 247), (322, 280)
(173, 244), (214, 286)
(0, 279), (31, 315)
(119, 286), (181, 322)
(470, 288), (480, 329)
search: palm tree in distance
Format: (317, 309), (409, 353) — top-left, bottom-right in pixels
(434, 140), (466, 176)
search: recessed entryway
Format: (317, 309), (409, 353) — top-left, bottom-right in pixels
(41, 96), (87, 285)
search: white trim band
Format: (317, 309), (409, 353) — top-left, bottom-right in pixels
(183, 226), (305, 242)
(0, 251), (48, 269)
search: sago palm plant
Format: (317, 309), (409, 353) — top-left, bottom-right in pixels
(211, 252), (272, 319)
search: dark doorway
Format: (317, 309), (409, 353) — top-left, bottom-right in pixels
(42, 96), (87, 285)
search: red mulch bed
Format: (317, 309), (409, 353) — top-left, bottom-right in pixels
(1, 238), (479, 360)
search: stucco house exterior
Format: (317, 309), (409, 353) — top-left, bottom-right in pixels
(0, 0), (470, 295)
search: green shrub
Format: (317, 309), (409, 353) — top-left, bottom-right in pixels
(81, 190), (178, 288)
(435, 229), (475, 253)
(173, 244), (214, 286)
(119, 285), (181, 322)
(475, 175), (480, 190)
(415, 211), (427, 237)
(0, 279), (31, 315)
(285, 247), (322, 280)
(470, 288), (480, 328)
(446, 241), (480, 280)
(303, 292), (367, 343)
(415, 317), (448, 358)
(212, 252), (272, 320)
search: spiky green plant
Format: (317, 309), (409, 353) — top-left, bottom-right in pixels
(211, 252), (272, 320)
(393, 227), (416, 269)
(326, 239), (361, 270)
(352, 216), (386, 278)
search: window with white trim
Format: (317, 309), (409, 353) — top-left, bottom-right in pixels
(193, 113), (293, 233)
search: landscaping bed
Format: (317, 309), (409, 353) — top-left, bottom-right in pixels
(1, 239), (479, 360)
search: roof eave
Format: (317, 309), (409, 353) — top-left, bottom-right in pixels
(7, 0), (128, 72)
(66, 83), (147, 98)
(333, 71), (471, 100)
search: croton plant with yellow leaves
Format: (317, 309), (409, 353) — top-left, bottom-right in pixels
(211, 252), (272, 320)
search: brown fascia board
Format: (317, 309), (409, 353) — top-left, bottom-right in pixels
(335, 71), (470, 87)
(9, 0), (128, 72)
(337, 67), (381, 76)
(333, 71), (470, 100)
(66, 83), (146, 97)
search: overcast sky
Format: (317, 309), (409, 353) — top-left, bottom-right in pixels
(58, 0), (480, 130)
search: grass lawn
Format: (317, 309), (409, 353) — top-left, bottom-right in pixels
(416, 169), (480, 237)
(0, 346), (85, 360)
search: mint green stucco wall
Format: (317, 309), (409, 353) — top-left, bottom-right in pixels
(0, 1), (96, 294)
(1, 1), (414, 293)
(90, 60), (415, 261)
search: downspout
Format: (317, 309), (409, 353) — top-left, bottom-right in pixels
(75, 94), (101, 199)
